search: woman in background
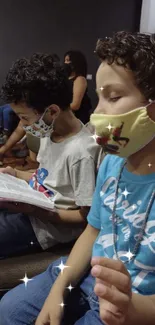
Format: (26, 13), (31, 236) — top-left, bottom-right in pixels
(64, 50), (92, 124)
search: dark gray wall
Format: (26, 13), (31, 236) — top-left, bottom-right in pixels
(0, 0), (142, 107)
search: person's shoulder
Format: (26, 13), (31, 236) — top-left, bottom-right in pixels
(98, 154), (124, 179)
(72, 125), (99, 152)
(74, 76), (87, 86)
(66, 125), (100, 163)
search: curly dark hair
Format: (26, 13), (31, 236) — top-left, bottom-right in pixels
(1, 53), (72, 113)
(95, 31), (155, 100)
(64, 50), (87, 77)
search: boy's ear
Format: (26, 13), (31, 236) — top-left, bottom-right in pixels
(147, 102), (155, 121)
(48, 104), (60, 118)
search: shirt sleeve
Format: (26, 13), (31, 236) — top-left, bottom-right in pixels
(87, 154), (111, 230)
(87, 168), (104, 230)
(70, 157), (96, 207)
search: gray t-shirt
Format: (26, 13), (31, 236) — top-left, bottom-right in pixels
(29, 124), (100, 249)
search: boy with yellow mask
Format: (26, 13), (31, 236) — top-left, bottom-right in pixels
(1, 31), (155, 325)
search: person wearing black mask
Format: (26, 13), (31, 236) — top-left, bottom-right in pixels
(64, 50), (92, 124)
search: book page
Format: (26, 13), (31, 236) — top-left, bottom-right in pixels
(0, 173), (54, 210)
(0, 172), (29, 188)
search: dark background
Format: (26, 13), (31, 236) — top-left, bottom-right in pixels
(0, 0), (142, 107)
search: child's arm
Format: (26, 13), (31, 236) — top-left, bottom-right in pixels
(91, 257), (155, 325)
(0, 121), (25, 155)
(31, 206), (89, 224)
(15, 168), (33, 182)
(35, 224), (99, 325)
(0, 165), (33, 183)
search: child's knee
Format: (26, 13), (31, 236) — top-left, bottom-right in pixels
(0, 291), (16, 325)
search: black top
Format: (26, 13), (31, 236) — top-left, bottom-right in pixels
(68, 77), (92, 124)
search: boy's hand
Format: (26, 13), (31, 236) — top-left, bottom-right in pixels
(91, 257), (132, 325)
(0, 166), (16, 177)
(35, 291), (64, 325)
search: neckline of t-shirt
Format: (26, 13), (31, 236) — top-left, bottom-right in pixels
(122, 162), (155, 184)
(49, 121), (86, 145)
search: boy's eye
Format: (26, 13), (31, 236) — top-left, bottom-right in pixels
(109, 96), (121, 102)
(20, 116), (29, 122)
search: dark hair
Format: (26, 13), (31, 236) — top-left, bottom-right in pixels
(1, 53), (72, 113)
(96, 31), (155, 100)
(64, 50), (87, 77)
(51, 53), (60, 63)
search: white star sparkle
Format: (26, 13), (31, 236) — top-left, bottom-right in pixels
(66, 284), (74, 292)
(100, 86), (104, 91)
(132, 204), (137, 210)
(59, 301), (65, 308)
(124, 250), (135, 262)
(148, 163), (152, 168)
(122, 187), (131, 199)
(54, 260), (70, 275)
(20, 273), (33, 288)
(91, 133), (98, 141)
(30, 241), (34, 245)
(106, 123), (114, 132)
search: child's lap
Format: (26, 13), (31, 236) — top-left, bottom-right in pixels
(0, 256), (101, 325)
(0, 258), (61, 324)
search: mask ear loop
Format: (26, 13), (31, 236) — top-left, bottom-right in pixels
(42, 106), (55, 133)
(40, 106), (49, 121)
(146, 98), (155, 108)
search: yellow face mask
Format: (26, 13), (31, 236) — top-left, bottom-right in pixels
(90, 104), (155, 158)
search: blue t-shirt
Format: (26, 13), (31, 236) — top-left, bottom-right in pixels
(87, 155), (155, 295)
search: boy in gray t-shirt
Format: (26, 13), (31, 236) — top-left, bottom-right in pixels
(0, 53), (100, 257)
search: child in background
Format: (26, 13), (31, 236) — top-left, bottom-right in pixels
(1, 32), (155, 325)
(0, 104), (18, 144)
(0, 53), (61, 168)
(0, 53), (100, 259)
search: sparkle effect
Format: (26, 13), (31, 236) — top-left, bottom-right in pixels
(91, 133), (97, 141)
(20, 273), (33, 288)
(100, 86), (104, 91)
(106, 123), (114, 132)
(30, 241), (34, 245)
(54, 260), (70, 275)
(122, 188), (131, 199)
(66, 284), (74, 292)
(59, 301), (65, 308)
(148, 163), (152, 168)
(124, 250), (135, 262)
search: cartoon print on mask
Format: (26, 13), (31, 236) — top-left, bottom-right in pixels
(112, 122), (130, 147)
(91, 101), (155, 158)
(23, 108), (54, 138)
(29, 168), (54, 198)
(96, 122), (130, 154)
(96, 132), (120, 154)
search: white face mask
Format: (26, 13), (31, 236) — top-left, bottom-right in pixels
(23, 108), (54, 138)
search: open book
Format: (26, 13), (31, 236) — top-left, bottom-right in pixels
(0, 173), (55, 210)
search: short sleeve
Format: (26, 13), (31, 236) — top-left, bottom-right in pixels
(87, 156), (110, 229)
(70, 157), (96, 207)
(87, 169), (103, 229)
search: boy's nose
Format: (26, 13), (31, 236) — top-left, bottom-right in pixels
(94, 104), (106, 114)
